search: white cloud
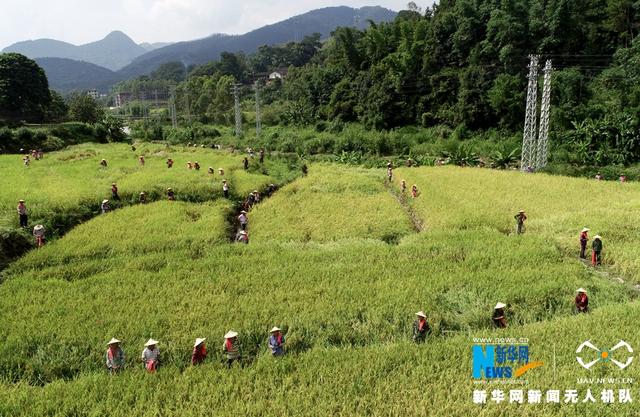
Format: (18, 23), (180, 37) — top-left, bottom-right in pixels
(0, 0), (423, 48)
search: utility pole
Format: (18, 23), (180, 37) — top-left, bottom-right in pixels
(254, 81), (262, 139)
(521, 55), (540, 172)
(169, 87), (177, 128)
(232, 84), (242, 137)
(536, 60), (553, 170)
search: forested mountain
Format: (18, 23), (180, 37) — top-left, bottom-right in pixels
(3, 31), (146, 71)
(117, 6), (397, 78)
(34, 58), (122, 92)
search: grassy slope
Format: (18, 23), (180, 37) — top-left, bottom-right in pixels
(0, 143), (278, 232)
(0, 161), (639, 416)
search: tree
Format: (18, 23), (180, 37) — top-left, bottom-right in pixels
(0, 53), (51, 122)
(67, 93), (104, 124)
(45, 90), (68, 122)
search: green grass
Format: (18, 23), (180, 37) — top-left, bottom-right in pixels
(1, 152), (639, 416)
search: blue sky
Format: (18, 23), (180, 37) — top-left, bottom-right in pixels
(0, 1), (428, 48)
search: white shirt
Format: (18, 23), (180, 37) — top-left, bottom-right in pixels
(141, 347), (159, 363)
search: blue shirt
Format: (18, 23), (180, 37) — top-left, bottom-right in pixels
(269, 334), (285, 356)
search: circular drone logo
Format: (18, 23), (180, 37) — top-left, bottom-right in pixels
(576, 340), (634, 370)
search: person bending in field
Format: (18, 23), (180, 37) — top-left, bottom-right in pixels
(401, 180), (407, 194)
(33, 224), (46, 247)
(141, 339), (160, 372)
(243, 157), (249, 170)
(411, 185), (419, 199)
(620, 174), (627, 183)
(187, 161), (193, 170)
(269, 327), (285, 356)
(138, 155), (145, 166)
(238, 211), (248, 230)
(595, 173), (603, 181)
(167, 188), (175, 201)
(579, 228), (589, 259)
(592, 235), (603, 266)
(194, 161), (200, 171)
(101, 199), (110, 214)
(111, 183), (120, 201)
(493, 303), (508, 328)
(413, 311), (431, 343)
(106, 338), (125, 373)
(223, 331), (241, 366)
(575, 288), (589, 313)
(514, 210), (527, 234)
(253, 190), (261, 203)
(218, 168), (224, 176)
(139, 192), (147, 204)
(208, 167), (214, 175)
(387, 162), (393, 182)
(267, 183), (277, 196)
(23, 154), (30, 166)
(236, 230), (249, 244)
(192, 338), (207, 365)
(100, 159), (108, 168)
(17, 199), (28, 228)
(166, 158), (174, 168)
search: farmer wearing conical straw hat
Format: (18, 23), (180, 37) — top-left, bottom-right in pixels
(167, 188), (175, 201)
(139, 192), (147, 204)
(223, 331), (241, 366)
(579, 228), (589, 259)
(493, 303), (508, 328)
(268, 327), (285, 356)
(106, 338), (125, 373)
(592, 235), (603, 266)
(575, 289), (589, 313)
(101, 199), (110, 214)
(222, 180), (229, 198)
(111, 183), (120, 201)
(514, 210), (527, 234)
(141, 339), (160, 372)
(238, 211), (248, 231)
(32, 224), (45, 247)
(17, 199), (28, 228)
(192, 338), (207, 365)
(413, 311), (431, 343)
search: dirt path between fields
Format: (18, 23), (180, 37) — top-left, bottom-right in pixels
(383, 180), (425, 233)
(577, 258), (640, 293)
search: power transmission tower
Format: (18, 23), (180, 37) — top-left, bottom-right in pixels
(254, 81), (262, 139)
(521, 55), (540, 172)
(185, 91), (191, 124)
(169, 87), (177, 128)
(536, 60), (553, 170)
(232, 84), (242, 137)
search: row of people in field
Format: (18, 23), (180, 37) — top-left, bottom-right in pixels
(106, 328), (285, 373)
